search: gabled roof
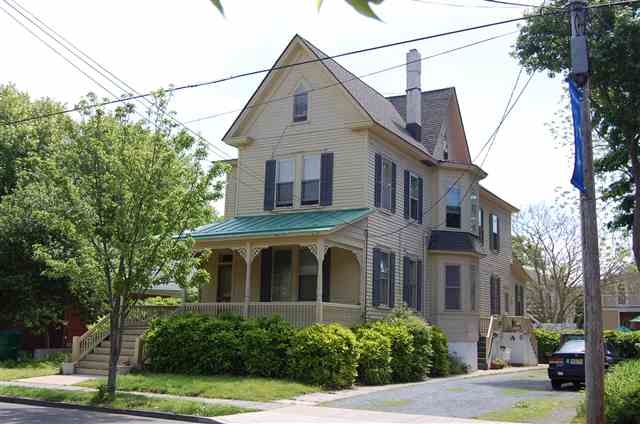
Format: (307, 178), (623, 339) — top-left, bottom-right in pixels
(188, 208), (372, 240)
(223, 35), (436, 163)
(386, 88), (453, 154)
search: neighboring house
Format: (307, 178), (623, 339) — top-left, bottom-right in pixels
(187, 35), (531, 370)
(602, 272), (640, 330)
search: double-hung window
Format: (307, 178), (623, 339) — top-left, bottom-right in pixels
(490, 275), (501, 315)
(445, 265), (461, 310)
(378, 251), (391, 306)
(504, 291), (510, 314)
(293, 85), (308, 122)
(276, 159), (294, 207)
(446, 186), (462, 228)
(409, 173), (420, 220)
(515, 285), (524, 316)
(381, 158), (394, 211)
(490, 213), (500, 251)
(301, 155), (320, 205)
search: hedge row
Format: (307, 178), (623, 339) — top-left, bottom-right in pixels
(145, 309), (465, 388)
(533, 328), (640, 362)
(577, 359), (640, 423)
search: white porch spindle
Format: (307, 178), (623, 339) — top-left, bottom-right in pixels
(316, 240), (325, 323)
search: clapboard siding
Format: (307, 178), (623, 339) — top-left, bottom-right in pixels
(232, 47), (368, 216)
(364, 133), (432, 321)
(478, 194), (514, 317)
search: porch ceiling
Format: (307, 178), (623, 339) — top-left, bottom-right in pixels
(188, 208), (372, 241)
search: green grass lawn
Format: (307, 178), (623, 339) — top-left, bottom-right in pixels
(476, 397), (580, 423)
(0, 385), (253, 417)
(0, 359), (61, 381)
(78, 372), (321, 402)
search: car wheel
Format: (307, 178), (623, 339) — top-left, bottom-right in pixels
(551, 380), (563, 390)
(572, 381), (583, 390)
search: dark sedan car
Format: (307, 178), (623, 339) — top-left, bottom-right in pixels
(548, 340), (614, 390)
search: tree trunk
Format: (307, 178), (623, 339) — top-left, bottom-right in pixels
(630, 139), (640, 272)
(106, 296), (124, 397)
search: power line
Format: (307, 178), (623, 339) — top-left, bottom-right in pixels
(481, 0), (542, 7)
(376, 68), (534, 239)
(1, 7), (573, 126)
(1, 0), (266, 198)
(183, 30), (517, 125)
(412, 0), (523, 9)
(5, 0), (638, 127)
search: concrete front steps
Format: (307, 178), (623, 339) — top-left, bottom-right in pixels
(75, 325), (147, 376)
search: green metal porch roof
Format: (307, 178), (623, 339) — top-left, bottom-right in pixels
(188, 208), (372, 240)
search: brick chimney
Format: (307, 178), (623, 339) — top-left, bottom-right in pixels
(406, 49), (422, 141)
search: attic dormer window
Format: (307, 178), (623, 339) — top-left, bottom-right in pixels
(293, 84), (308, 122)
(443, 142), (449, 161)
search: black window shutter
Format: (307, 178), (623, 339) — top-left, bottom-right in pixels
(403, 171), (410, 219)
(496, 278), (501, 315)
(417, 177), (423, 224)
(389, 252), (396, 307)
(402, 256), (410, 304)
(320, 152), (334, 206)
(322, 249), (331, 302)
(260, 248), (272, 302)
(416, 260), (423, 311)
(391, 162), (397, 213)
(264, 160), (276, 211)
(374, 154), (382, 208)
(372, 248), (381, 306)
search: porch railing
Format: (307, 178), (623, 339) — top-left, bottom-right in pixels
(127, 305), (179, 325)
(71, 314), (110, 363)
(323, 303), (363, 327)
(603, 294), (640, 307)
(248, 302), (317, 327)
(179, 302), (244, 316)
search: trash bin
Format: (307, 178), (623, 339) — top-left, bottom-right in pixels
(0, 330), (21, 360)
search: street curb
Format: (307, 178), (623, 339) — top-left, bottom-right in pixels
(0, 395), (224, 423)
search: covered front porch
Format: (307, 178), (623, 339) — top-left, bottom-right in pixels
(189, 208), (371, 327)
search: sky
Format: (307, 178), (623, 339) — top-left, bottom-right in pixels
(0, 0), (575, 215)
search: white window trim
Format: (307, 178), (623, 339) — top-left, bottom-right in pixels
(293, 83), (309, 123)
(275, 158), (295, 209)
(301, 154), (321, 206)
(381, 157), (394, 212)
(377, 247), (392, 307)
(444, 263), (462, 311)
(408, 172), (421, 221)
(445, 184), (462, 229)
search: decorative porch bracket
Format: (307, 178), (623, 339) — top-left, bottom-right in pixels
(233, 244), (264, 318)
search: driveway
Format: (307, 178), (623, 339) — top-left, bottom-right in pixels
(324, 369), (582, 423)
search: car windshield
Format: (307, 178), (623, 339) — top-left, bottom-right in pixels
(556, 340), (585, 354)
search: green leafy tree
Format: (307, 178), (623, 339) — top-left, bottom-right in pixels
(514, 1), (640, 270)
(210, 0), (384, 19)
(12, 93), (224, 394)
(0, 85), (104, 338)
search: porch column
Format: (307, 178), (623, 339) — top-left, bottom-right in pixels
(243, 242), (252, 318)
(316, 240), (326, 323)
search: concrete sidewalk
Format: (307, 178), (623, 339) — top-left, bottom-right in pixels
(216, 405), (514, 424)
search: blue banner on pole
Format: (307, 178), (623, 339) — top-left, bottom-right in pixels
(569, 79), (586, 192)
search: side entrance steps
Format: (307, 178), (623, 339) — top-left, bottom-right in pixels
(75, 325), (147, 376)
(477, 336), (489, 370)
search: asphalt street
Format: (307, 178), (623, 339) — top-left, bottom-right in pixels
(0, 402), (194, 424)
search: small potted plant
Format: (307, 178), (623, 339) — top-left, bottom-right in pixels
(61, 354), (75, 375)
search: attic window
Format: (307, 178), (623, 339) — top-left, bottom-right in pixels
(443, 142), (449, 161)
(293, 84), (308, 122)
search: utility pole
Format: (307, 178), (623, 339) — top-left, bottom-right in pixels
(570, 0), (604, 422)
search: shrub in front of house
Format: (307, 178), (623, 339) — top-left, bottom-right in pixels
(366, 321), (415, 383)
(604, 330), (640, 360)
(384, 307), (434, 380)
(532, 328), (561, 363)
(355, 327), (392, 385)
(429, 326), (450, 377)
(240, 316), (294, 378)
(288, 323), (359, 389)
(447, 354), (469, 375)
